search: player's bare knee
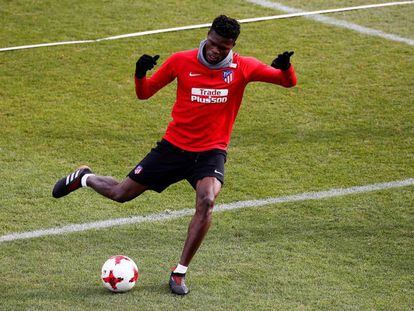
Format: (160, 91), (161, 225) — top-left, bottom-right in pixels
(110, 190), (130, 203)
(114, 196), (131, 204)
(196, 195), (215, 216)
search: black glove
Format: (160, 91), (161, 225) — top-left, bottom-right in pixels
(271, 51), (294, 71)
(135, 54), (160, 79)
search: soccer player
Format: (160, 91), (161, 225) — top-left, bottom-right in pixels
(52, 15), (296, 295)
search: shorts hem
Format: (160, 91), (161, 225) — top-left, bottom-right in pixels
(127, 173), (166, 193)
(188, 173), (224, 190)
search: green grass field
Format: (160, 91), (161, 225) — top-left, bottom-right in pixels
(1, 0), (413, 310)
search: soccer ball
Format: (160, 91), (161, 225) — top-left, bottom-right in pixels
(101, 255), (139, 293)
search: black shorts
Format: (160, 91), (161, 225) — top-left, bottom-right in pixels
(128, 139), (227, 193)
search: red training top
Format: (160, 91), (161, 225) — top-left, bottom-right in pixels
(135, 49), (297, 152)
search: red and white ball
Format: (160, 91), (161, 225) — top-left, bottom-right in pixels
(101, 255), (139, 292)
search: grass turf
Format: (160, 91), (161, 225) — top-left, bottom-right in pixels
(1, 188), (413, 310)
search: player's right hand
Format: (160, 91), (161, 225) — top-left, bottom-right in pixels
(135, 54), (160, 79)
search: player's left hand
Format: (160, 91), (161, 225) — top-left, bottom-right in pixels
(271, 51), (294, 71)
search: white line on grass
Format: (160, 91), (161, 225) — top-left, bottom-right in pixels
(1, 178), (413, 243)
(246, 0), (414, 46)
(1, 1), (413, 52)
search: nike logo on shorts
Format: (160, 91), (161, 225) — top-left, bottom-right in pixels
(214, 169), (223, 176)
(189, 72), (201, 77)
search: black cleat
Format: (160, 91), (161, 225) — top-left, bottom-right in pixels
(52, 166), (92, 198)
(169, 272), (189, 295)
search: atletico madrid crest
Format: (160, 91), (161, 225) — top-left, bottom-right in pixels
(222, 70), (233, 84)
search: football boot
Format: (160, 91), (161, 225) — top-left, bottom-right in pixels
(169, 271), (189, 295)
(52, 165), (92, 198)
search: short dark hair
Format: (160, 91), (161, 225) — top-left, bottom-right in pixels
(210, 15), (240, 41)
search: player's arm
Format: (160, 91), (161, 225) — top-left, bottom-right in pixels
(134, 54), (176, 100)
(247, 51), (297, 87)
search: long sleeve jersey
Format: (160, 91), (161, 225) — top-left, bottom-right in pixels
(135, 49), (297, 152)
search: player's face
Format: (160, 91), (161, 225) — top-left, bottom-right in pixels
(204, 30), (236, 64)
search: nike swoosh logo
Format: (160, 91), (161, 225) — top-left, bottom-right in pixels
(189, 72), (201, 77)
(214, 170), (223, 176)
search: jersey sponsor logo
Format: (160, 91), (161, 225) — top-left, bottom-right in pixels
(222, 70), (233, 84)
(191, 88), (228, 104)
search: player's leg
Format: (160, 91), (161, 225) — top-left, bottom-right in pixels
(85, 175), (147, 203)
(52, 165), (148, 202)
(169, 176), (222, 295)
(181, 176), (222, 265)
(53, 140), (186, 202)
